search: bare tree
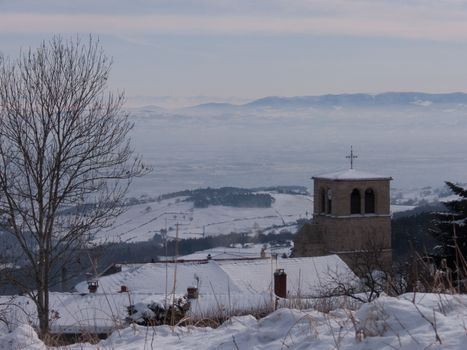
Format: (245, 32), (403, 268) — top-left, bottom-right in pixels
(0, 36), (146, 338)
(318, 233), (409, 303)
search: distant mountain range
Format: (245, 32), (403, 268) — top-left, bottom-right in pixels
(192, 92), (467, 110)
(132, 92), (467, 113)
(242, 92), (467, 108)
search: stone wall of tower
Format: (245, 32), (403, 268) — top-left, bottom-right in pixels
(313, 216), (391, 252)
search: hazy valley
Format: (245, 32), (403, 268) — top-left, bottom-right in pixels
(128, 92), (467, 197)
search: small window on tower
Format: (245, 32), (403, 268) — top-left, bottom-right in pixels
(320, 188), (326, 213)
(350, 189), (361, 214)
(327, 189), (332, 214)
(365, 188), (375, 213)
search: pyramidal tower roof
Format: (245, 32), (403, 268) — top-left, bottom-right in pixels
(313, 168), (392, 181)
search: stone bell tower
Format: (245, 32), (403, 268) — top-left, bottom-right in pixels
(295, 147), (392, 271)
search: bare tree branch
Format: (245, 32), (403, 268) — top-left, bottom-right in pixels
(0, 35), (148, 338)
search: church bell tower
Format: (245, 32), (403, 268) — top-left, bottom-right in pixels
(295, 147), (393, 271)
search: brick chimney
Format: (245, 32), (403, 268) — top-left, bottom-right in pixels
(274, 269), (287, 298)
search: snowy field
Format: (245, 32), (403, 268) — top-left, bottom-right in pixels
(94, 192), (312, 243)
(179, 243), (293, 260)
(94, 190), (415, 243)
(2, 293), (466, 349)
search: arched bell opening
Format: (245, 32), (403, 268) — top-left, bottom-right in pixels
(365, 188), (376, 214)
(320, 188), (326, 213)
(350, 189), (361, 214)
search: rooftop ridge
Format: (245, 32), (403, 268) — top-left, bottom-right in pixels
(313, 168), (392, 181)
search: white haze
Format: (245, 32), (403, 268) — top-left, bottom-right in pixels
(127, 103), (467, 196)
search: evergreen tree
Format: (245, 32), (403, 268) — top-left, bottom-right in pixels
(432, 182), (467, 261)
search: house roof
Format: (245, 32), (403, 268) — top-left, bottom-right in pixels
(75, 260), (241, 295)
(313, 169), (392, 181)
(74, 255), (357, 298)
(0, 291), (271, 334)
(0, 255), (358, 333)
(217, 255), (356, 296)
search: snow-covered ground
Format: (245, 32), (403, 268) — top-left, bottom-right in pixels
(179, 242), (293, 260)
(93, 192), (312, 243)
(390, 204), (416, 213)
(83, 294), (467, 350)
(1, 293), (466, 349)
(391, 185), (463, 206)
(93, 190), (418, 244)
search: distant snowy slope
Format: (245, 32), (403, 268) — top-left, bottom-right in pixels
(92, 187), (426, 244)
(93, 192), (312, 243)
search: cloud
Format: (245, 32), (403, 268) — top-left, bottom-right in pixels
(1, 11), (467, 42)
(1, 1), (467, 41)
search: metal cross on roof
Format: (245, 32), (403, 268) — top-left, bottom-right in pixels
(346, 145), (358, 169)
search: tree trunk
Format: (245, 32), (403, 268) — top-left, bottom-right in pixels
(37, 285), (49, 339)
(37, 250), (50, 339)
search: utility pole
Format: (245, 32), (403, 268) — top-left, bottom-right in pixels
(171, 222), (180, 326)
(164, 217), (168, 301)
(175, 223), (180, 260)
(453, 221), (460, 293)
(158, 211), (192, 327)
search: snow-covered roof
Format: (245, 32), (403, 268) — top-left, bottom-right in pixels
(313, 168), (392, 181)
(75, 255), (357, 298)
(217, 255), (356, 297)
(75, 261), (240, 295)
(0, 292), (270, 334)
(0, 292), (135, 334)
(0, 255), (357, 333)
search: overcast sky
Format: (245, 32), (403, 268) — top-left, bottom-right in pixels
(1, 0), (467, 107)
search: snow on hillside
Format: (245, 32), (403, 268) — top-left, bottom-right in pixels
(91, 188), (424, 244)
(390, 204), (416, 213)
(2, 293), (466, 349)
(391, 185), (462, 206)
(93, 193), (312, 243)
